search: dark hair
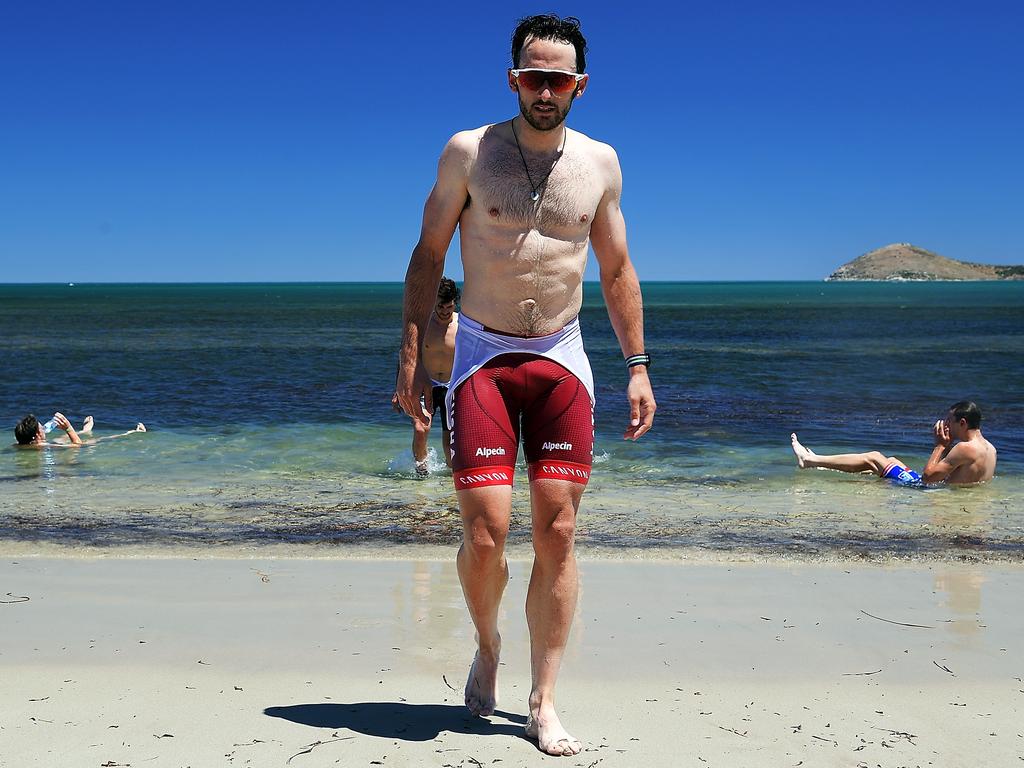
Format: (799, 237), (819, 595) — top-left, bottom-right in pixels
(511, 14), (588, 73)
(15, 414), (39, 445)
(949, 401), (982, 429)
(437, 277), (460, 304)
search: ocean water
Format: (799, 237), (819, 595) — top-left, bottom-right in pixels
(1, 282), (1021, 561)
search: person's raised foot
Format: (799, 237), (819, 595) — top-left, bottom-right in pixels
(464, 643), (500, 717)
(790, 433), (815, 469)
(414, 458), (429, 478)
(525, 708), (582, 756)
(81, 416), (95, 434)
(136, 423), (147, 432)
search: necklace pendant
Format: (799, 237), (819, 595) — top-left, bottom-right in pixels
(530, 190), (540, 202)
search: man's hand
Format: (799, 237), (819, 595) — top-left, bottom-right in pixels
(623, 371), (655, 440)
(933, 419), (952, 447)
(396, 360), (433, 426)
(53, 412), (82, 444)
(391, 392), (403, 414)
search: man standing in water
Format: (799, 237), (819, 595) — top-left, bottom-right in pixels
(392, 277), (460, 475)
(396, 15), (655, 756)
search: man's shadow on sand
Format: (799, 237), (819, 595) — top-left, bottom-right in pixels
(264, 702), (528, 742)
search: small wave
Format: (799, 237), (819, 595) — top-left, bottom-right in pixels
(386, 448), (450, 479)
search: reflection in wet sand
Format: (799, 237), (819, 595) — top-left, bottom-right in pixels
(930, 501), (993, 645)
(934, 567), (986, 644)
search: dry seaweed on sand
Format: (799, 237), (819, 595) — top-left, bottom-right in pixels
(286, 736), (355, 764)
(716, 725), (748, 737)
(859, 610), (933, 629)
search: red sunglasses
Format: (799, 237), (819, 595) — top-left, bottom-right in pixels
(510, 68), (586, 95)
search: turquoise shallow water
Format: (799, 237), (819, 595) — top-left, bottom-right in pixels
(1, 282), (1022, 560)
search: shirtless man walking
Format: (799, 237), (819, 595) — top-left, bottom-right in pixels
(790, 400), (997, 485)
(393, 277), (460, 474)
(396, 15), (655, 756)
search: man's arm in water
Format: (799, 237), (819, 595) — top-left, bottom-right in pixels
(396, 134), (471, 424)
(923, 419), (968, 483)
(589, 145), (655, 441)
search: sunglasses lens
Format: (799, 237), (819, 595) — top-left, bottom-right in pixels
(518, 70), (577, 94)
(517, 71), (546, 91)
(548, 72), (578, 93)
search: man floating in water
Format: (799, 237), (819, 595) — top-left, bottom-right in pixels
(790, 400), (996, 485)
(13, 412), (146, 448)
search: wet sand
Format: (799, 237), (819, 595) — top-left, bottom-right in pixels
(2, 556), (1022, 766)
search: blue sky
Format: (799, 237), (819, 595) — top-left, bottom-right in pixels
(2, 1), (1021, 282)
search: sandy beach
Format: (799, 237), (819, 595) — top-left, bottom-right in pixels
(2, 554), (1021, 767)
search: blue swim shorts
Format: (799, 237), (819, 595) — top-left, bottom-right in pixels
(881, 460), (923, 486)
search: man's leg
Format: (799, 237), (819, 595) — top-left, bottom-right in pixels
(791, 433), (890, 475)
(441, 429), (453, 467)
(435, 385), (453, 468)
(457, 486), (512, 716)
(524, 478), (584, 756)
(448, 357), (526, 716)
(412, 415), (431, 476)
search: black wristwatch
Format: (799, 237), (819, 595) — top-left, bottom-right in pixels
(625, 353), (651, 370)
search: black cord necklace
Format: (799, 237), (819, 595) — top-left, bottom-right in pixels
(511, 120), (567, 202)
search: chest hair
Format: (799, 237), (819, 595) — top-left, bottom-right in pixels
(474, 144), (594, 230)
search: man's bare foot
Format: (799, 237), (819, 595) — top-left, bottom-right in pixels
(790, 433), (816, 469)
(525, 708), (582, 756)
(135, 423), (146, 432)
(464, 642), (500, 717)
(80, 416), (94, 434)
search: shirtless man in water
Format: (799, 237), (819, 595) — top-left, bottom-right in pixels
(392, 277), (460, 474)
(790, 401), (996, 485)
(14, 412), (146, 447)
(395, 14), (655, 757)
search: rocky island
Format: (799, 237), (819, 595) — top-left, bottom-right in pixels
(827, 243), (1023, 281)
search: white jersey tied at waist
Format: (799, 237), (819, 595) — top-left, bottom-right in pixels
(445, 314), (596, 419)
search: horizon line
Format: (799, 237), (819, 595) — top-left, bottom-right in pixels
(0, 279), (839, 286)
(5, 278), (1024, 287)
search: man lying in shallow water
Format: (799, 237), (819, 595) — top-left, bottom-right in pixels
(790, 400), (996, 486)
(13, 412), (146, 448)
